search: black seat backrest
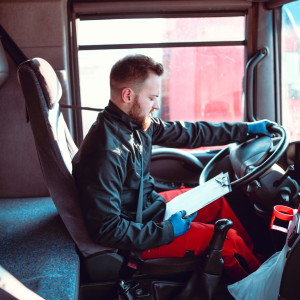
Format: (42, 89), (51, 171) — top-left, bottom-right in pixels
(17, 58), (115, 257)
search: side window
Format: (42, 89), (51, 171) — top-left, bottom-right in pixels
(282, 2), (300, 143)
(78, 17), (245, 148)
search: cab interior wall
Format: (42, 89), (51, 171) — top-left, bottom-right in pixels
(0, 0), (72, 198)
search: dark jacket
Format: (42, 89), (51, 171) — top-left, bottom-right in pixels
(72, 100), (248, 251)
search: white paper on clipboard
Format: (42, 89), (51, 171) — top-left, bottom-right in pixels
(163, 172), (232, 221)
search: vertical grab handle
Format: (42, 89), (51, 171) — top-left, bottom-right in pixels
(245, 48), (268, 122)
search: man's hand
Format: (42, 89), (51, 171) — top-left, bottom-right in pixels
(247, 119), (276, 137)
(168, 210), (197, 238)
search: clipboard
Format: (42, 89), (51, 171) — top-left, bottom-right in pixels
(163, 172), (232, 221)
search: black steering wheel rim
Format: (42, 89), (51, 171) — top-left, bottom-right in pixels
(199, 125), (289, 189)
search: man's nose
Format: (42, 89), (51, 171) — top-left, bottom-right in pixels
(153, 98), (160, 110)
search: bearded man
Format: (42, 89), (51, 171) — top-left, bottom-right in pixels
(72, 54), (273, 281)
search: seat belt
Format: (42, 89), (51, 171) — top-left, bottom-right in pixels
(135, 130), (143, 224)
(119, 130), (144, 279)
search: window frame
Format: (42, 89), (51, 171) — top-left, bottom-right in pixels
(274, 6), (282, 125)
(279, 2), (300, 143)
(68, 1), (250, 146)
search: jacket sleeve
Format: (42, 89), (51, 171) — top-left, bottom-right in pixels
(73, 150), (174, 251)
(150, 118), (249, 148)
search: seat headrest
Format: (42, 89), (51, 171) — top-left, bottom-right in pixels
(30, 58), (62, 110)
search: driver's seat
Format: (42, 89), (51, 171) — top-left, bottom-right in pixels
(16, 57), (205, 283)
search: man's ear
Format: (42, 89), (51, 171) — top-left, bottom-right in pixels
(121, 87), (135, 104)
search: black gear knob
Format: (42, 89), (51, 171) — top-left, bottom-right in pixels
(209, 219), (233, 250)
(201, 219), (233, 276)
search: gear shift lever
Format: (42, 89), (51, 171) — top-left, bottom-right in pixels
(201, 219), (233, 276)
(175, 219), (233, 300)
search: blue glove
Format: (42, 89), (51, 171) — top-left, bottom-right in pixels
(168, 210), (197, 238)
(247, 120), (276, 137)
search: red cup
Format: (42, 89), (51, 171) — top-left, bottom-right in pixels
(270, 205), (294, 233)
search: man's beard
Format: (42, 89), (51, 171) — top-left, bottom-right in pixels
(128, 95), (154, 131)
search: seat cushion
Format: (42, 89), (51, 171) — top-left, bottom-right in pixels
(0, 197), (79, 300)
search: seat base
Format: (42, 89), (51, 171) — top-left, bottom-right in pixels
(82, 249), (203, 283)
(79, 273), (236, 300)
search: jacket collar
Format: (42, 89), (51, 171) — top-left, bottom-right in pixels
(104, 100), (143, 132)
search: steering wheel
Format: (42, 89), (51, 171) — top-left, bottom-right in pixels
(199, 125), (289, 189)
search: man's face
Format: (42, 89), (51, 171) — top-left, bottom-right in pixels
(128, 72), (161, 131)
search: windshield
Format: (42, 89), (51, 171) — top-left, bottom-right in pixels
(281, 1), (300, 143)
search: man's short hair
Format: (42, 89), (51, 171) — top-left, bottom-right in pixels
(110, 54), (164, 93)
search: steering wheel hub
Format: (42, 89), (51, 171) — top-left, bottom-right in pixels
(230, 136), (272, 179)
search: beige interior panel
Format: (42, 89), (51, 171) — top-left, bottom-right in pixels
(22, 47), (65, 70)
(0, 0), (71, 198)
(0, 55), (49, 198)
(0, 1), (64, 48)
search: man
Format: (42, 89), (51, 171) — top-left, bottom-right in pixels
(72, 54), (273, 281)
